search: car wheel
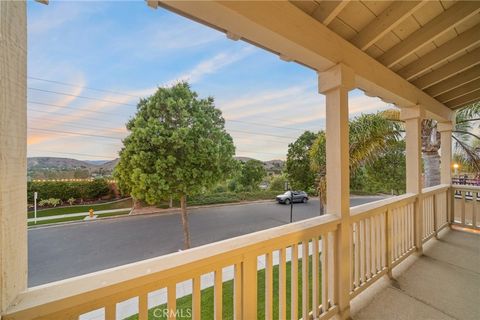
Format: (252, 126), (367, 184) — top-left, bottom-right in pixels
(302, 197), (308, 203)
(284, 199), (290, 205)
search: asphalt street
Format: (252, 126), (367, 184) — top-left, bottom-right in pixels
(28, 196), (385, 286)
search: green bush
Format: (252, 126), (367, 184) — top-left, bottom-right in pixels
(27, 179), (112, 203)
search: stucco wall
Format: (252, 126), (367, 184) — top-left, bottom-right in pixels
(0, 0), (27, 314)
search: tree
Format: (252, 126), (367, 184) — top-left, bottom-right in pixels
(238, 160), (266, 191)
(385, 103), (480, 186)
(114, 83), (235, 249)
(269, 174), (287, 191)
(310, 111), (401, 212)
(286, 131), (317, 190)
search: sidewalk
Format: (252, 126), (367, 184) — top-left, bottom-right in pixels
(27, 208), (131, 223)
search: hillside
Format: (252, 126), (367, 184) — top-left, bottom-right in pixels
(28, 156), (284, 179)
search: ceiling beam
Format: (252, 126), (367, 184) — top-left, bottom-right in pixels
(158, 0), (452, 120)
(426, 65), (480, 97)
(378, 1), (480, 68)
(436, 79), (480, 103)
(412, 47), (480, 90)
(351, 1), (425, 51)
(445, 88), (480, 109)
(398, 24), (480, 81)
(311, 1), (349, 26)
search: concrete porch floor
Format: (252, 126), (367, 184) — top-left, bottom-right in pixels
(351, 228), (480, 320)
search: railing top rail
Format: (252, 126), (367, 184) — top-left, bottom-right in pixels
(6, 214), (340, 318)
(350, 193), (417, 220)
(451, 184), (480, 191)
(421, 184), (450, 197)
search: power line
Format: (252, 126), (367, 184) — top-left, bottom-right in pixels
(27, 115), (126, 133)
(28, 149), (117, 159)
(28, 87), (138, 107)
(28, 128), (124, 141)
(28, 100), (125, 117)
(28, 76), (143, 99)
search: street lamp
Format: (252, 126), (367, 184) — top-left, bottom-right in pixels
(453, 163), (459, 175)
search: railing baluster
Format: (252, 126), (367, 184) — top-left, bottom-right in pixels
(105, 303), (116, 320)
(386, 208), (393, 278)
(433, 194), (438, 237)
(193, 276), (201, 320)
(370, 217), (376, 275)
(302, 241), (309, 319)
(380, 213), (386, 269)
(321, 235), (328, 313)
(461, 191), (466, 226)
(376, 214), (381, 272)
(312, 238), (320, 319)
(291, 244), (299, 320)
(392, 209), (397, 260)
(233, 264), (242, 320)
(214, 269), (222, 320)
(365, 218), (371, 279)
(279, 248), (287, 320)
(242, 256), (257, 320)
(354, 222), (360, 288)
(402, 205), (406, 254)
(139, 293), (148, 320)
(360, 220), (366, 284)
(265, 252), (273, 320)
(167, 284), (176, 320)
(473, 191), (478, 229)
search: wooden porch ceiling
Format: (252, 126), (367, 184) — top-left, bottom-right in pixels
(292, 0), (480, 110)
(153, 0), (480, 120)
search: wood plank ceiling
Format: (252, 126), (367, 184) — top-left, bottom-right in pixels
(291, 0), (480, 110)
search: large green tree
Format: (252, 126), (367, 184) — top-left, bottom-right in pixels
(238, 159), (266, 191)
(114, 83), (235, 249)
(285, 131), (318, 191)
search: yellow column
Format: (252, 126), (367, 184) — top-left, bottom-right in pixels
(438, 121), (453, 224)
(438, 122), (453, 185)
(0, 0), (28, 314)
(318, 63), (354, 319)
(400, 106), (424, 254)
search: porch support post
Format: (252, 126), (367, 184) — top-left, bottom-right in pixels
(318, 63), (354, 320)
(438, 121), (453, 224)
(0, 0), (28, 314)
(401, 106), (425, 254)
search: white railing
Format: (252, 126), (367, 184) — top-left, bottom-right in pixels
(422, 185), (450, 241)
(451, 185), (479, 230)
(3, 185), (453, 320)
(349, 193), (416, 299)
(4, 215), (341, 320)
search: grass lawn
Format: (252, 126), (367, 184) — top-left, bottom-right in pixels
(125, 256), (321, 320)
(27, 210), (131, 227)
(28, 198), (132, 218)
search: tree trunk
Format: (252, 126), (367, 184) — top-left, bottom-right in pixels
(169, 196), (173, 208)
(180, 195), (191, 249)
(423, 152), (441, 187)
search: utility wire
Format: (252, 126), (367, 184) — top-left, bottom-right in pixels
(28, 87), (138, 107)
(28, 76), (143, 99)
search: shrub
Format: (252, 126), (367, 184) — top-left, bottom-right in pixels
(67, 197), (76, 205)
(27, 179), (112, 203)
(38, 199), (50, 207)
(48, 198), (61, 207)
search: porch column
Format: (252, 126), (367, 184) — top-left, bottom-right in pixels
(318, 63), (354, 319)
(438, 122), (453, 224)
(0, 0), (28, 314)
(438, 122), (453, 185)
(400, 106), (425, 254)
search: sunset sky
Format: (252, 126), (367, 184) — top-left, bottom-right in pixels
(27, 1), (393, 161)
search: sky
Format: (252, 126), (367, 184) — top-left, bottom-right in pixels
(27, 0), (393, 161)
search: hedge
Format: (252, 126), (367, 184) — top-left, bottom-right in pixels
(27, 179), (111, 203)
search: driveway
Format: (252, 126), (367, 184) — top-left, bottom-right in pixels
(28, 196), (386, 286)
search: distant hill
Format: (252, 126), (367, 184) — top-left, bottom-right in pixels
(27, 157), (119, 179)
(28, 156), (284, 179)
(235, 157), (284, 174)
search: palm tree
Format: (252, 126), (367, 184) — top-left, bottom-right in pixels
(309, 102), (480, 212)
(310, 112), (401, 212)
(379, 103), (480, 186)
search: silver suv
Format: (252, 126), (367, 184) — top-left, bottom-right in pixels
(276, 191), (308, 204)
